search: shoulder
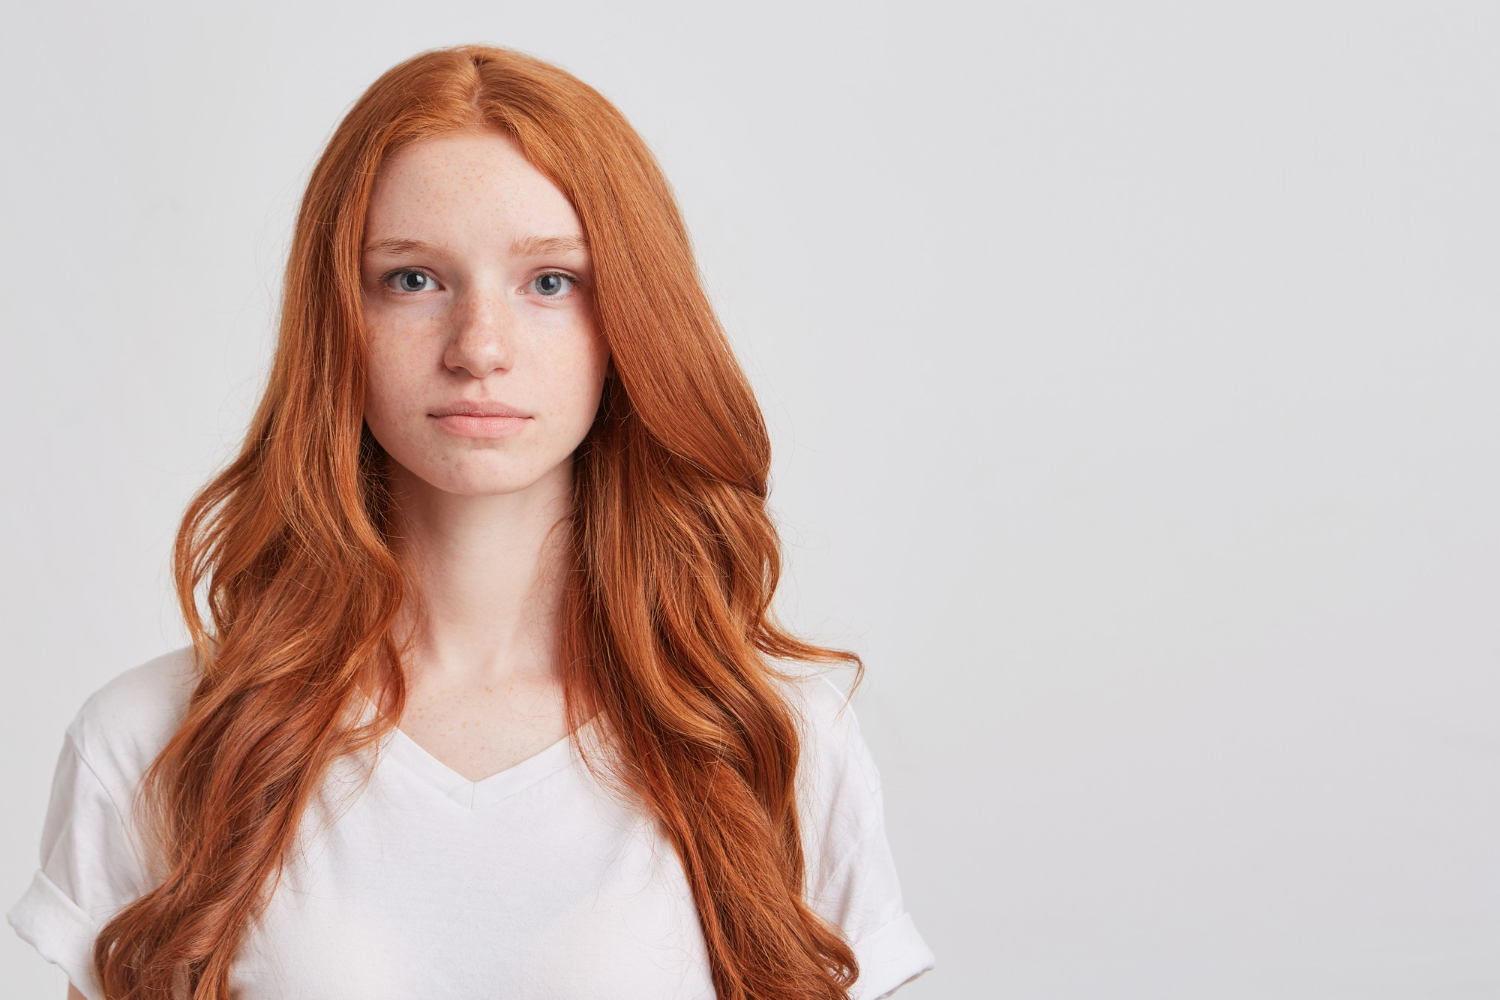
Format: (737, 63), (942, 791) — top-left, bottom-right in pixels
(65, 644), (200, 794)
(7, 648), (200, 994)
(768, 659), (878, 788)
(764, 658), (937, 996)
(765, 659), (885, 860)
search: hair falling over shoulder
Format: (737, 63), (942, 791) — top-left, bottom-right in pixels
(92, 45), (865, 1000)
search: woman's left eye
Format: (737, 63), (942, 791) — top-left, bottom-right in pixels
(529, 271), (579, 298)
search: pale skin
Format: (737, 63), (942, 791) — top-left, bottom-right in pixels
(66, 125), (610, 1000)
(357, 128), (611, 781)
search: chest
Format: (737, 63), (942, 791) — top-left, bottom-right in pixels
(230, 742), (716, 999)
(396, 674), (572, 783)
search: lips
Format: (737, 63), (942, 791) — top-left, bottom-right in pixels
(429, 400), (530, 418)
(429, 402), (532, 440)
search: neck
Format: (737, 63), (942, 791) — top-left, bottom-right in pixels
(384, 457), (575, 692)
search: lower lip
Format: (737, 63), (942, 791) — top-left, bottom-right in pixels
(431, 414), (532, 439)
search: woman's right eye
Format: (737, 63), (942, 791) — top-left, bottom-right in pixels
(382, 269), (438, 293)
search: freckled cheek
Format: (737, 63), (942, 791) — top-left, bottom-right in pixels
(539, 335), (607, 391)
(362, 335), (428, 428)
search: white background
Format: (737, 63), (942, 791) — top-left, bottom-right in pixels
(3, 3), (1497, 998)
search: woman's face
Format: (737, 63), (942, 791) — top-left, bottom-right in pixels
(359, 129), (609, 499)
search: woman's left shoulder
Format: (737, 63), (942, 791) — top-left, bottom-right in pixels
(765, 659), (938, 997)
(769, 659), (871, 745)
(765, 660), (884, 841)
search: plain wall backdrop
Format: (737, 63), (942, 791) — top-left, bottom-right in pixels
(3, 2), (1497, 998)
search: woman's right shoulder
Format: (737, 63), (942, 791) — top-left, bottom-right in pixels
(64, 644), (200, 788)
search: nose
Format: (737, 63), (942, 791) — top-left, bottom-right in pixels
(442, 283), (516, 378)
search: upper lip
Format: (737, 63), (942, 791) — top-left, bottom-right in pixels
(430, 400), (531, 418)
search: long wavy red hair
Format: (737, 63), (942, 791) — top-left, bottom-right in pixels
(90, 43), (866, 1000)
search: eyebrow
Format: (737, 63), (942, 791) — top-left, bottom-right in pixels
(361, 234), (590, 258)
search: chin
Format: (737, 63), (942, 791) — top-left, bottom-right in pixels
(438, 476), (539, 498)
(419, 452), (574, 500)
(413, 464), (540, 497)
(379, 436), (576, 501)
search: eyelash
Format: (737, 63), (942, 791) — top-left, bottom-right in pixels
(376, 268), (582, 299)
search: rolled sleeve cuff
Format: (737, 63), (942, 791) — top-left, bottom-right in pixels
(6, 868), (106, 1000)
(850, 911), (936, 999)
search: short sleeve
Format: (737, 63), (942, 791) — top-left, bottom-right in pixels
(791, 674), (936, 1000)
(6, 730), (154, 1000)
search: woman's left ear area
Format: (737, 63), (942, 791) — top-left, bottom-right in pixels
(605, 356), (618, 380)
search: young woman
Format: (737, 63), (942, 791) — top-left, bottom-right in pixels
(7, 44), (935, 1000)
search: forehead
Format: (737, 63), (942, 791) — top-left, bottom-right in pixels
(363, 130), (583, 242)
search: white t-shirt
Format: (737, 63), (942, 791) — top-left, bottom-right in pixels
(7, 646), (935, 999)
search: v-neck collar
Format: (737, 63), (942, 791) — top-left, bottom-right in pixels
(354, 688), (600, 810)
(382, 723), (580, 809)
